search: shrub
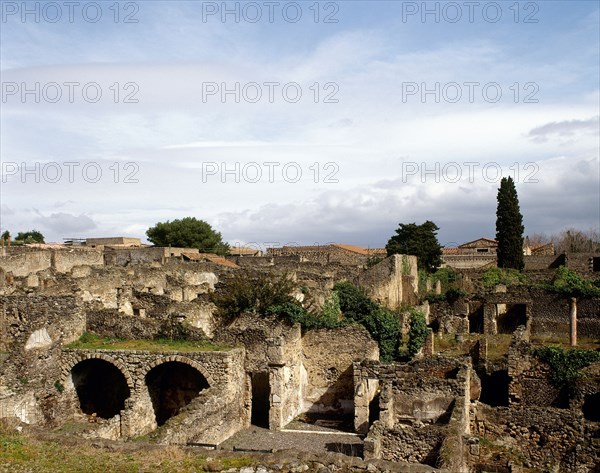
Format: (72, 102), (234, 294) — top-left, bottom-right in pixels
(333, 281), (401, 362)
(334, 281), (378, 320)
(266, 295), (344, 330)
(431, 267), (457, 288)
(445, 288), (467, 301)
(407, 309), (429, 357)
(532, 346), (600, 386)
(481, 267), (527, 289)
(211, 270), (297, 320)
(548, 266), (600, 297)
(424, 288), (468, 304)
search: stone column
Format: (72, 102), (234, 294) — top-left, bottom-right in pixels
(570, 297), (577, 347)
(379, 382), (394, 429)
(483, 304), (497, 335)
(423, 330), (435, 355)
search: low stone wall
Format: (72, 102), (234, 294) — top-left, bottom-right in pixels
(366, 421), (445, 466)
(471, 403), (598, 472)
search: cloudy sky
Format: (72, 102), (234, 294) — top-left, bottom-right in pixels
(1, 0), (598, 249)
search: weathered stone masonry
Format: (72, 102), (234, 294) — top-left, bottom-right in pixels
(59, 347), (248, 445)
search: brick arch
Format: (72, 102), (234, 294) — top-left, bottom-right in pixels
(62, 353), (135, 390)
(143, 355), (214, 387)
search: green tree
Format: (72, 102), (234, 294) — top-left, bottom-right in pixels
(146, 217), (229, 255)
(1, 230), (9, 241)
(15, 230), (45, 243)
(386, 221), (442, 272)
(496, 177), (524, 270)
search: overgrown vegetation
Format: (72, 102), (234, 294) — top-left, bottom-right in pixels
(66, 332), (227, 352)
(366, 255), (383, 268)
(266, 293), (344, 330)
(54, 380), (64, 393)
(211, 270), (298, 321)
(213, 271), (404, 361)
(422, 268), (467, 303)
(333, 281), (402, 362)
(424, 288), (468, 304)
(481, 267), (528, 289)
(407, 309), (429, 357)
(532, 346), (600, 386)
(546, 266), (600, 297)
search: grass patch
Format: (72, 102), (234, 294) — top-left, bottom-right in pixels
(485, 334), (513, 360)
(66, 332), (229, 352)
(531, 335), (600, 351)
(434, 333), (513, 361)
(0, 423), (256, 473)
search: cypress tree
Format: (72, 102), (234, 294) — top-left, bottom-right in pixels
(496, 176), (524, 270)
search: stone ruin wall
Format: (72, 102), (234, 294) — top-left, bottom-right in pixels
(459, 326), (600, 472)
(213, 314), (382, 429)
(301, 325), (379, 416)
(427, 285), (600, 340)
(471, 403), (598, 472)
(57, 348), (248, 445)
(356, 357), (472, 468)
(357, 254), (419, 310)
(0, 295), (86, 425)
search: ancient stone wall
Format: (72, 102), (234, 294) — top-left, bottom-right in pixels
(0, 250), (105, 278)
(360, 357), (472, 467)
(301, 325), (379, 415)
(565, 252), (600, 277)
(267, 246), (369, 266)
(267, 324), (304, 429)
(524, 254), (564, 270)
(0, 251), (52, 277)
(357, 255), (418, 310)
(52, 250), (104, 273)
(213, 314), (306, 430)
(355, 357), (470, 434)
(0, 295), (86, 424)
(530, 293), (600, 339)
(58, 348), (248, 445)
(507, 327), (565, 408)
(366, 421), (445, 466)
(471, 403), (598, 472)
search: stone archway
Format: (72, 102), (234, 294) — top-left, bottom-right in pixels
(144, 360), (210, 426)
(70, 358), (131, 419)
